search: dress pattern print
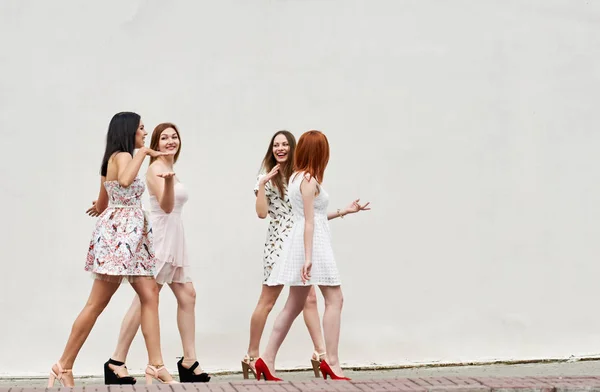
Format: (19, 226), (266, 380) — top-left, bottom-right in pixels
(254, 172), (294, 282)
(85, 177), (155, 282)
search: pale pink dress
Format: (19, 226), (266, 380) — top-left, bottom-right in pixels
(149, 181), (192, 284)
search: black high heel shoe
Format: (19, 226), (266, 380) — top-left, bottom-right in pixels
(177, 357), (211, 383)
(104, 358), (137, 385)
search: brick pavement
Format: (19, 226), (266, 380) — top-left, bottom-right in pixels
(3, 376), (600, 392)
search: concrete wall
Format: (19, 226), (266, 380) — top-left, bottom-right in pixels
(1, 0), (599, 377)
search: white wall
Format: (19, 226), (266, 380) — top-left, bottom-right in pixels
(1, 0), (599, 377)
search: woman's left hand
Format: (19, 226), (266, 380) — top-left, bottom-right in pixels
(344, 199), (371, 215)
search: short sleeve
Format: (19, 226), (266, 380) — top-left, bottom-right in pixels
(254, 172), (266, 195)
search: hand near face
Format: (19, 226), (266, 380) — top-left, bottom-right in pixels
(260, 164), (280, 186)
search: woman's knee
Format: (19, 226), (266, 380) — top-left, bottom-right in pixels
(85, 296), (111, 315)
(323, 288), (344, 309)
(256, 286), (282, 313)
(177, 284), (196, 308)
(257, 294), (277, 313)
(137, 282), (160, 306)
(304, 289), (318, 310)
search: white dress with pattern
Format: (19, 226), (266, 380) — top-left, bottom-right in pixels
(266, 172), (341, 286)
(254, 172), (294, 282)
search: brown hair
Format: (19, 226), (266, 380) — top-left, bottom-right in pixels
(149, 122), (181, 164)
(261, 130), (297, 197)
(294, 130), (330, 183)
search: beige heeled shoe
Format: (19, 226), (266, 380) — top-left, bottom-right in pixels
(48, 363), (73, 387)
(145, 364), (178, 385)
(310, 351), (326, 378)
(241, 354), (257, 380)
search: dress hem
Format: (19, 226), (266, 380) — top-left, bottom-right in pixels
(90, 272), (154, 285)
(265, 281), (341, 287)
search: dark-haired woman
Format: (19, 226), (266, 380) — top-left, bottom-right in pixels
(105, 123), (210, 384)
(242, 131), (327, 379)
(48, 112), (177, 387)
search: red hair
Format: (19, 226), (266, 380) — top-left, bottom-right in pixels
(293, 130), (330, 183)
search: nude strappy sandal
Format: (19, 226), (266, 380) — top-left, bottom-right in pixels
(48, 362), (73, 387)
(145, 364), (179, 385)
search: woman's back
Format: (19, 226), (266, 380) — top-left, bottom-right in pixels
(288, 172), (329, 219)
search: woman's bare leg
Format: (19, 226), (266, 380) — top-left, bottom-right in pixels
(302, 286), (326, 356)
(245, 284), (284, 370)
(261, 286), (312, 376)
(318, 285), (345, 376)
(110, 284), (164, 376)
(130, 278), (173, 382)
(53, 279), (121, 386)
(169, 282), (206, 374)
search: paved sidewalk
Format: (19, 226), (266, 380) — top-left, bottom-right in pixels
(3, 360), (600, 391)
(4, 376), (600, 392)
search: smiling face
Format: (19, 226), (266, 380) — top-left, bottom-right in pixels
(134, 120), (147, 149)
(272, 133), (291, 164)
(158, 127), (180, 154)
(149, 122), (182, 163)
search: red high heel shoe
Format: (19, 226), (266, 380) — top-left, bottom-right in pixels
(319, 360), (351, 380)
(255, 358), (282, 381)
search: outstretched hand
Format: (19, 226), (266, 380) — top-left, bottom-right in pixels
(157, 172), (176, 180)
(345, 199), (371, 215)
(146, 148), (175, 158)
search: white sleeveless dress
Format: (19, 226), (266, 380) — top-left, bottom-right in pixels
(266, 172), (341, 286)
(149, 181), (192, 285)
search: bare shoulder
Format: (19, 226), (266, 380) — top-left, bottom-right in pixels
(111, 151), (131, 169)
(113, 151), (133, 162)
(147, 161), (159, 175)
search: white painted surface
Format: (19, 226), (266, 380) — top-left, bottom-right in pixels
(0, 0), (599, 377)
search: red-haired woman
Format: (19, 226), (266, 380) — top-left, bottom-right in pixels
(255, 130), (370, 381)
(243, 130), (327, 379)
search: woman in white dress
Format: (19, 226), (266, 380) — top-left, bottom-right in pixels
(243, 130), (327, 379)
(255, 130), (370, 381)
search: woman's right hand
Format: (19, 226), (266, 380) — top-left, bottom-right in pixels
(259, 164), (280, 186)
(85, 200), (100, 217)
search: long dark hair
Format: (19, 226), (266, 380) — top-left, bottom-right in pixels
(100, 112), (141, 176)
(261, 130), (296, 197)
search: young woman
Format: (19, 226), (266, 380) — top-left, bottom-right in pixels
(102, 123), (210, 384)
(242, 130), (327, 379)
(48, 112), (176, 387)
(255, 130), (370, 381)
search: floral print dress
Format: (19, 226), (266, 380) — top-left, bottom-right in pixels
(85, 177), (156, 283)
(254, 172), (294, 283)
